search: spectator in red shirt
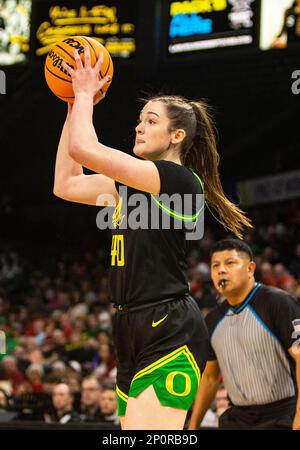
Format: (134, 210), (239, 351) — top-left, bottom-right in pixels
(273, 263), (296, 294)
(26, 363), (44, 393)
(1, 355), (24, 391)
(259, 262), (277, 287)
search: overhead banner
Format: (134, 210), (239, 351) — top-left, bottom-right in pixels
(32, 0), (136, 58)
(167, 0), (259, 54)
(238, 170), (300, 206)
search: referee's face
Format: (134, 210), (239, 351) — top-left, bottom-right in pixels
(210, 249), (256, 296)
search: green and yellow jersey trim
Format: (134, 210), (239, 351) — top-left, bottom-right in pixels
(150, 171), (205, 222)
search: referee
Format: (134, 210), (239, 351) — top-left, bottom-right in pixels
(189, 239), (300, 430)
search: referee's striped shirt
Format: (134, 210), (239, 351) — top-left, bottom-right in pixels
(205, 284), (300, 406)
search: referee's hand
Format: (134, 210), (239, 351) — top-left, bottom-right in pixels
(292, 413), (300, 430)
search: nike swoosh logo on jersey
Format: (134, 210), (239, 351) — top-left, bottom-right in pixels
(152, 314), (168, 328)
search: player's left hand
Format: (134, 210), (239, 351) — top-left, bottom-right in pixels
(62, 46), (110, 99)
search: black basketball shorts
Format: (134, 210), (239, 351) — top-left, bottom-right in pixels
(112, 295), (209, 416)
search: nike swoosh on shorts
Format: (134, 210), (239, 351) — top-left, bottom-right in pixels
(152, 314), (169, 328)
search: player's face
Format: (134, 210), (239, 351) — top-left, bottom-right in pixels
(210, 249), (255, 296)
(133, 101), (174, 160)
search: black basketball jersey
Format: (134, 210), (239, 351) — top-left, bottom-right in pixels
(109, 160), (204, 306)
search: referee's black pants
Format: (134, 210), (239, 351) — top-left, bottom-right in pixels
(219, 397), (296, 430)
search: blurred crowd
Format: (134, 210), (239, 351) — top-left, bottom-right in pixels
(0, 243), (119, 423)
(0, 200), (299, 426)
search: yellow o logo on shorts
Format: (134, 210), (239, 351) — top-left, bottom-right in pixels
(166, 371), (191, 397)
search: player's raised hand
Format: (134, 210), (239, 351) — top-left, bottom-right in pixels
(62, 47), (111, 100)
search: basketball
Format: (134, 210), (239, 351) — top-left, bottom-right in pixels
(44, 36), (113, 103)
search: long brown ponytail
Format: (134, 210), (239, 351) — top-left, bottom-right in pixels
(148, 95), (252, 239)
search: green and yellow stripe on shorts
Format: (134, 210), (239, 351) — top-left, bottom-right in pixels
(116, 385), (129, 417)
(116, 345), (201, 415)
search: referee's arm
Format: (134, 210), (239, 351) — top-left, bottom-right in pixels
(288, 346), (300, 430)
(188, 360), (220, 429)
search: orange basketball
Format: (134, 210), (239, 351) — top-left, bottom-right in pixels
(44, 36), (113, 103)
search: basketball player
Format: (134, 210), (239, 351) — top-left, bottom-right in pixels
(54, 47), (252, 429)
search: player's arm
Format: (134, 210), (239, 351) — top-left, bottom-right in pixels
(288, 346), (300, 430)
(69, 92), (160, 194)
(53, 106), (118, 206)
(188, 360), (221, 430)
(63, 48), (161, 195)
